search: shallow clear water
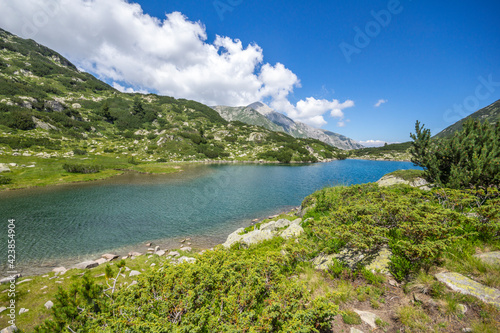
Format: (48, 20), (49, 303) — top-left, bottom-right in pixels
(0, 159), (419, 275)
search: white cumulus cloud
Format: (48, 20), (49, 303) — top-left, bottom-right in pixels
(0, 0), (354, 127)
(374, 99), (388, 107)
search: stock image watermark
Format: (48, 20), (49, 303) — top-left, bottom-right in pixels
(5, 219), (17, 329)
(443, 74), (500, 123)
(213, 0), (243, 21)
(339, 0), (411, 64)
(21, 0), (69, 39)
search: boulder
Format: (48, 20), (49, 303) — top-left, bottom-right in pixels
(0, 164), (10, 173)
(350, 328), (364, 333)
(168, 251), (180, 257)
(73, 261), (98, 270)
(0, 274), (21, 284)
(311, 254), (336, 270)
(154, 246), (160, 253)
(129, 270), (141, 277)
(44, 100), (65, 112)
(128, 252), (142, 257)
(377, 175), (431, 190)
(0, 326), (18, 333)
(353, 309), (380, 329)
(52, 267), (67, 274)
(435, 272), (500, 308)
(94, 258), (108, 265)
(181, 247), (192, 252)
(101, 253), (119, 261)
(473, 251), (500, 265)
(32, 117), (58, 131)
(280, 223), (304, 239)
(178, 256), (196, 264)
(365, 247), (392, 274)
(19, 308), (28, 315)
(44, 301), (53, 310)
(223, 228), (245, 248)
(240, 229), (274, 247)
(155, 250), (166, 256)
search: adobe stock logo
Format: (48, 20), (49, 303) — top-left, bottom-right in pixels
(443, 74), (500, 124)
(339, 0), (411, 64)
(213, 0), (243, 21)
(21, 0), (69, 39)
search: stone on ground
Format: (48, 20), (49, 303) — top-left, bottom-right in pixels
(129, 270), (141, 277)
(44, 301), (53, 309)
(353, 309), (380, 329)
(280, 223), (304, 239)
(473, 251), (500, 265)
(73, 261), (98, 269)
(435, 272), (500, 308)
(101, 253), (119, 261)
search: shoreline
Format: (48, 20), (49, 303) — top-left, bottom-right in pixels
(3, 206), (300, 278)
(0, 158), (337, 192)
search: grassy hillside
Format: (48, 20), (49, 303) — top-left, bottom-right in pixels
(435, 99), (500, 138)
(5, 179), (499, 332)
(0, 28), (343, 190)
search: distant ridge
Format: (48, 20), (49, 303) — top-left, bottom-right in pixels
(435, 99), (500, 138)
(213, 102), (363, 150)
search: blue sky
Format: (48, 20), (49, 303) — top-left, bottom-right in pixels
(1, 0), (499, 146)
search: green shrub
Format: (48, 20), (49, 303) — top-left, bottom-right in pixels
(0, 176), (12, 185)
(36, 249), (338, 332)
(410, 119), (499, 188)
(72, 148), (87, 155)
(62, 164), (100, 174)
(128, 156), (140, 165)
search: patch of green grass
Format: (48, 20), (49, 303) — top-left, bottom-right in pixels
(0, 155), (128, 190)
(129, 162), (183, 174)
(328, 280), (355, 305)
(341, 309), (362, 325)
(387, 169), (425, 182)
(397, 304), (431, 332)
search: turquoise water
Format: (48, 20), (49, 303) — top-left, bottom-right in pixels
(0, 159), (419, 275)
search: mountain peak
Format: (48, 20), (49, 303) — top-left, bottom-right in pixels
(247, 101), (274, 116)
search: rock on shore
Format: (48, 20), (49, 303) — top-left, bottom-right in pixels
(223, 218), (303, 248)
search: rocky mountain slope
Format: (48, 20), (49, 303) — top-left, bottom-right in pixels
(0, 27), (344, 178)
(435, 99), (500, 138)
(213, 102), (364, 150)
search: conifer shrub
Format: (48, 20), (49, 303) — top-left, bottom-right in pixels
(62, 163), (101, 174)
(35, 249), (338, 332)
(410, 119), (499, 189)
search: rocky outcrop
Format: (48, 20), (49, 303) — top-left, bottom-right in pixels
(72, 261), (98, 269)
(44, 100), (65, 112)
(312, 247), (392, 273)
(32, 117), (59, 131)
(223, 218), (304, 248)
(473, 251), (500, 265)
(0, 164), (11, 173)
(376, 175), (431, 190)
(435, 272), (500, 308)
